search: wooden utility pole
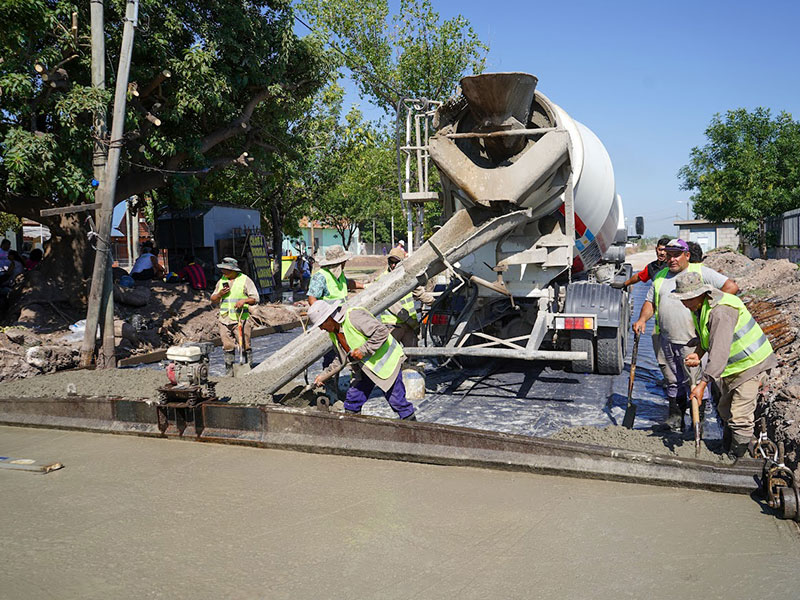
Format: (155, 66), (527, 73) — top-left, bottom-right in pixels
(80, 0), (139, 368)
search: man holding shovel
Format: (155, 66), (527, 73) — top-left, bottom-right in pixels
(673, 270), (777, 459)
(307, 300), (417, 420)
(211, 257), (259, 376)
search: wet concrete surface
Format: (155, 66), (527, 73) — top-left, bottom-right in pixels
(1, 425), (797, 600)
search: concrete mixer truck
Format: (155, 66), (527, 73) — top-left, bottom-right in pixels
(250, 72), (639, 397)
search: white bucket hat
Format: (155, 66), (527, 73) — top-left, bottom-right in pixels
(307, 300), (342, 329)
(318, 245), (353, 267)
(216, 257), (242, 272)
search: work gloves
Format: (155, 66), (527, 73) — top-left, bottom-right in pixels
(610, 280), (627, 289)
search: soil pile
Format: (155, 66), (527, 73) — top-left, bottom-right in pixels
(0, 279), (302, 384)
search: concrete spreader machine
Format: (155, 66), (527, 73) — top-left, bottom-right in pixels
(3, 73), (793, 516)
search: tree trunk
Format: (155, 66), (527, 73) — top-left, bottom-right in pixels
(758, 218), (767, 259)
(22, 213), (93, 308)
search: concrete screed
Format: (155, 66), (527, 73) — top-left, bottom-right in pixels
(1, 425), (798, 600)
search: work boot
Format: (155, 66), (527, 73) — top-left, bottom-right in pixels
(729, 433), (754, 460)
(224, 351), (235, 377)
(402, 413), (417, 421)
(664, 397), (683, 432)
(344, 409), (361, 416)
(244, 349), (253, 368)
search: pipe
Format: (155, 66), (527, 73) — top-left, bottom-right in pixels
(403, 347), (586, 361)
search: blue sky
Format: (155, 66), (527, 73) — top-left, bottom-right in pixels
(307, 0), (800, 237)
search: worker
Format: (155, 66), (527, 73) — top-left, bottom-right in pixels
(395, 239), (407, 256)
(308, 300), (416, 420)
(130, 243), (166, 281)
(379, 247), (437, 347)
(611, 237), (670, 290)
(674, 270), (777, 458)
(306, 245), (364, 305)
(178, 255), (207, 290)
(632, 238), (738, 430)
(210, 257), (259, 375)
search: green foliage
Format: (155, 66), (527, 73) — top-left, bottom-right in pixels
(298, 0), (488, 112)
(0, 213), (21, 235)
(679, 108), (800, 257)
(0, 0), (333, 219)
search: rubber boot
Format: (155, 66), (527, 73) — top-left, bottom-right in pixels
(676, 394), (688, 433)
(244, 349), (253, 368)
(664, 397), (683, 432)
(224, 351), (235, 377)
(344, 409), (361, 416)
(402, 413), (417, 421)
(730, 432), (753, 460)
(722, 425), (732, 454)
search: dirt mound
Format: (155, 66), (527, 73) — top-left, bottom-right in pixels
(703, 249), (755, 280)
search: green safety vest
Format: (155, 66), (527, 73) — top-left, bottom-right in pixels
(329, 307), (405, 380)
(320, 268), (348, 301)
(218, 274), (251, 321)
(693, 292), (773, 378)
(377, 270), (418, 326)
(652, 263), (702, 334)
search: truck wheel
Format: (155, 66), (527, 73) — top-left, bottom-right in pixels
(570, 331), (595, 373)
(597, 327), (624, 375)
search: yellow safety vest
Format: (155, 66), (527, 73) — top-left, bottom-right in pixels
(652, 263), (702, 334)
(330, 307), (405, 379)
(320, 268), (348, 301)
(218, 274), (250, 321)
(377, 270), (418, 326)
(694, 292), (773, 378)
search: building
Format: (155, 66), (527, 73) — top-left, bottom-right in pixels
(283, 217), (362, 257)
(673, 219), (740, 253)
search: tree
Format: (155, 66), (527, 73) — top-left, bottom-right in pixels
(0, 0), (332, 299)
(679, 108), (800, 258)
(313, 108), (398, 250)
(298, 0), (487, 248)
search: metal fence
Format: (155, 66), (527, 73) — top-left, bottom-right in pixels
(766, 208), (800, 247)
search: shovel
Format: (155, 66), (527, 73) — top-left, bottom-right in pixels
(690, 393), (702, 457)
(622, 331), (640, 429)
(283, 361), (348, 406)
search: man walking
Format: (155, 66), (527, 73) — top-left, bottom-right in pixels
(632, 239), (738, 430)
(210, 257), (259, 375)
(308, 300), (416, 420)
(673, 270), (777, 458)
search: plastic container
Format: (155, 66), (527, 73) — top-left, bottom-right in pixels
(402, 367), (426, 401)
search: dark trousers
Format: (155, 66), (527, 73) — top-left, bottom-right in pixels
(344, 372), (414, 419)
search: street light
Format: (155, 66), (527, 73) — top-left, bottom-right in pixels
(677, 199), (692, 220)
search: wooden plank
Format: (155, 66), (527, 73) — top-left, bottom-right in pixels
(39, 203), (100, 217)
(117, 320), (303, 367)
(0, 456), (63, 474)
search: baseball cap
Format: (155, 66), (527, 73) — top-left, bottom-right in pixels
(665, 238), (689, 252)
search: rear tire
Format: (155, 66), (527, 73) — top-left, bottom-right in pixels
(570, 331), (595, 373)
(597, 326), (624, 375)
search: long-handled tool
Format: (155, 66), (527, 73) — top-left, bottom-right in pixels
(690, 393), (702, 457)
(622, 331), (640, 429)
(283, 360), (348, 406)
(232, 307), (251, 377)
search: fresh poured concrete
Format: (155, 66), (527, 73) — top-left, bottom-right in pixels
(1, 425), (797, 600)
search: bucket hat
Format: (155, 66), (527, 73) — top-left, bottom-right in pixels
(387, 247), (405, 262)
(672, 270), (713, 300)
(318, 245), (353, 267)
(216, 257), (242, 272)
(307, 300), (341, 328)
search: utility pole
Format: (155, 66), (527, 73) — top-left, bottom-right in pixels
(80, 0), (139, 368)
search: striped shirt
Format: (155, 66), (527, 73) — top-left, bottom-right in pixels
(179, 263), (207, 290)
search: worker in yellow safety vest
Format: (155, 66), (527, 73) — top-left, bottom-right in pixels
(673, 270), (777, 458)
(379, 247), (421, 347)
(210, 257), (260, 375)
(308, 300), (416, 420)
(306, 245), (365, 399)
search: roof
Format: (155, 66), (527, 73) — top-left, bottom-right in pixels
(673, 219), (736, 227)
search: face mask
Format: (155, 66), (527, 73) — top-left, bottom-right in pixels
(329, 264), (343, 278)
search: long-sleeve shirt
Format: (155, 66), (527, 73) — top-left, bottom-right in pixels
(700, 303), (777, 390)
(322, 309), (403, 392)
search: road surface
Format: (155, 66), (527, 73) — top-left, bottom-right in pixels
(0, 425), (797, 600)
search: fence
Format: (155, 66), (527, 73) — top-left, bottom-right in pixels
(766, 208), (800, 248)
